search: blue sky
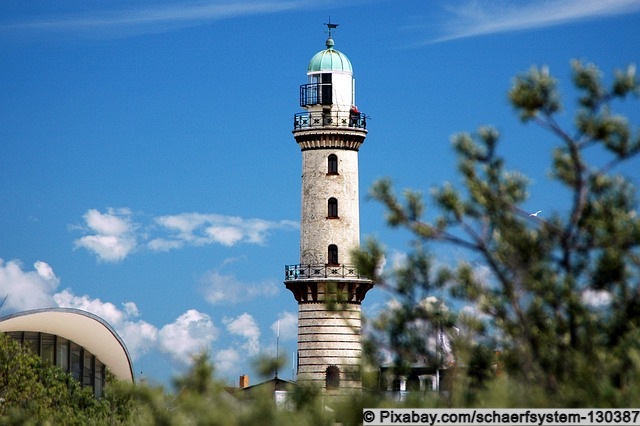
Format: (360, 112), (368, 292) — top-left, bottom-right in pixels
(1, 0), (639, 387)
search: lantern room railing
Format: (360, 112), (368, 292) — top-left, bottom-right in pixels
(293, 111), (367, 130)
(300, 82), (333, 107)
(284, 264), (369, 280)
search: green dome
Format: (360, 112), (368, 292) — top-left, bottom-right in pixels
(307, 37), (353, 73)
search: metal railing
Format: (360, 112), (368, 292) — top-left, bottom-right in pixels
(284, 264), (368, 280)
(293, 111), (367, 130)
(300, 83), (332, 107)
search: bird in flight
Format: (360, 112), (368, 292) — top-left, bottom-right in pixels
(529, 210), (542, 217)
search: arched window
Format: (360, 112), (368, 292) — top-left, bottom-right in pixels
(328, 197), (338, 218)
(328, 244), (338, 265)
(328, 154), (338, 174)
(326, 365), (340, 389)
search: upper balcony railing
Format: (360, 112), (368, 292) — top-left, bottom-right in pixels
(285, 263), (369, 281)
(300, 83), (332, 107)
(293, 111), (367, 130)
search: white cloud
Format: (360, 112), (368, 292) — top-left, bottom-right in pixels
(74, 208), (297, 261)
(0, 259), (58, 312)
(158, 309), (218, 365)
(385, 298), (402, 312)
(151, 213), (208, 248)
(205, 226), (244, 246)
(55, 289), (124, 324)
(54, 290), (159, 360)
(472, 264), (492, 286)
(427, 0), (640, 44)
(271, 311), (297, 342)
(84, 207), (133, 235)
(200, 270), (279, 305)
(582, 289), (612, 307)
(388, 251), (404, 270)
(146, 238), (184, 252)
(34, 260), (57, 281)
(224, 313), (261, 356)
(458, 304), (492, 327)
(2, 1), (321, 36)
(74, 208), (137, 262)
(122, 301), (140, 317)
(419, 296), (448, 314)
(119, 321), (159, 360)
(0, 257), (236, 368)
(370, 297), (455, 364)
(0, 259), (159, 359)
(213, 348), (241, 376)
(152, 212), (297, 251)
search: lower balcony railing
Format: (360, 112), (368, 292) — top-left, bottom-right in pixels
(293, 111), (367, 130)
(285, 264), (368, 280)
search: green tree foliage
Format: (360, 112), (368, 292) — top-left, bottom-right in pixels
(2, 61), (638, 422)
(0, 333), (123, 425)
(0, 340), (336, 425)
(354, 61), (640, 407)
(112, 351), (339, 426)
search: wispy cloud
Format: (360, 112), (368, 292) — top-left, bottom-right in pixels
(0, 0), (327, 37)
(425, 0), (640, 44)
(150, 212), (298, 251)
(200, 269), (279, 305)
(72, 208), (297, 262)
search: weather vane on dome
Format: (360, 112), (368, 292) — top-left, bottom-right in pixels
(324, 18), (339, 38)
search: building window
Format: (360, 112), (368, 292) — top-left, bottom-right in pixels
(5, 332), (106, 398)
(95, 362), (104, 398)
(57, 337), (69, 372)
(326, 365), (340, 389)
(328, 197), (338, 218)
(84, 351), (94, 388)
(328, 244), (338, 265)
(41, 334), (56, 366)
(328, 154), (338, 174)
(70, 343), (82, 381)
(24, 331), (39, 355)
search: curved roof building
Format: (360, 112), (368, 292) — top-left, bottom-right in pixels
(0, 308), (134, 396)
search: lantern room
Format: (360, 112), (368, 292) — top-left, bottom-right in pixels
(294, 33), (366, 130)
(300, 36), (354, 110)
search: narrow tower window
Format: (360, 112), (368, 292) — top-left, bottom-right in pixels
(328, 244), (338, 265)
(328, 198), (338, 218)
(328, 154), (338, 174)
(326, 365), (340, 389)
(320, 73), (332, 105)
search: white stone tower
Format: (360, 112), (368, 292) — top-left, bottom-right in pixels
(285, 26), (373, 395)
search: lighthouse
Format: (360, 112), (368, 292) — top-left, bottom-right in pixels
(284, 25), (374, 395)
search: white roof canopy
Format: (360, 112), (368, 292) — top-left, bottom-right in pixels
(0, 308), (134, 382)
